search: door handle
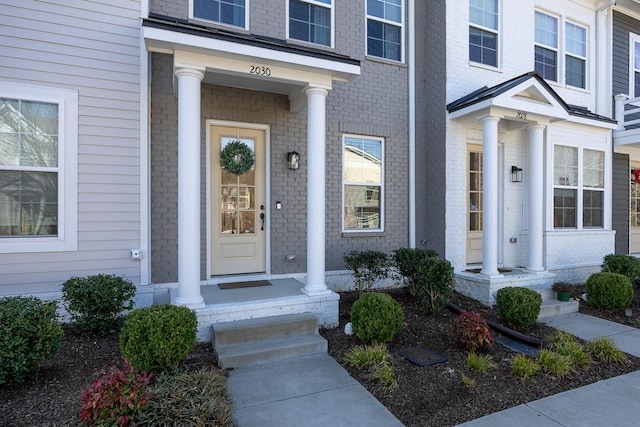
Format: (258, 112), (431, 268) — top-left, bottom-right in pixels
(260, 212), (265, 231)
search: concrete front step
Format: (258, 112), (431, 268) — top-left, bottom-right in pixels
(538, 298), (579, 319)
(212, 312), (327, 369)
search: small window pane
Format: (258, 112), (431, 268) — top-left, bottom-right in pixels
(535, 46), (557, 81)
(566, 56), (585, 88)
(194, 0), (245, 27)
(469, 27), (497, 66)
(367, 20), (401, 61)
(0, 171), (58, 236)
(289, 0), (331, 46)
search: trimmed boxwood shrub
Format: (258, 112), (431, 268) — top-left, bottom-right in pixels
(62, 274), (136, 335)
(350, 293), (404, 343)
(343, 250), (391, 293)
(601, 254), (640, 286)
(120, 305), (197, 372)
(0, 296), (63, 384)
(585, 272), (633, 309)
(392, 248), (438, 297)
(416, 257), (455, 314)
(495, 287), (541, 327)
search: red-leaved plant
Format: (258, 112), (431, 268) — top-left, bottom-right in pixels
(451, 310), (494, 352)
(80, 360), (153, 426)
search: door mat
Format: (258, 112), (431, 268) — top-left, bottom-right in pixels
(465, 268), (513, 274)
(218, 280), (272, 290)
(397, 346), (447, 367)
(496, 336), (541, 357)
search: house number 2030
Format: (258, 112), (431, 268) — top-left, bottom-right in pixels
(516, 111), (527, 120)
(250, 65), (271, 76)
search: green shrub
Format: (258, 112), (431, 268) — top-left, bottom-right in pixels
(538, 349), (573, 377)
(120, 305), (197, 372)
(0, 296), (63, 384)
(551, 331), (592, 368)
(510, 354), (540, 378)
(466, 352), (496, 373)
(351, 293), (404, 343)
(392, 248), (438, 297)
(343, 250), (391, 293)
(586, 337), (628, 364)
(80, 361), (152, 427)
(602, 254), (640, 286)
(585, 272), (633, 309)
(452, 311), (493, 352)
(495, 287), (541, 327)
(62, 274), (136, 334)
(344, 343), (390, 368)
(416, 257), (455, 314)
(135, 367), (233, 426)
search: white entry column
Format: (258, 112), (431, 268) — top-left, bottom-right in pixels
(303, 86), (331, 296)
(175, 67), (205, 309)
(527, 124), (545, 272)
(481, 116), (500, 276)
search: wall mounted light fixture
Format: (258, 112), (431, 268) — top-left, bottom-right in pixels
(287, 151), (300, 170)
(511, 166), (523, 183)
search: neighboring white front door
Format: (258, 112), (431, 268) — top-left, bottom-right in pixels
(210, 125), (266, 275)
(467, 146), (483, 264)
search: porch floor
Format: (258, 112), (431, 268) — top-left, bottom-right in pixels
(200, 278), (305, 305)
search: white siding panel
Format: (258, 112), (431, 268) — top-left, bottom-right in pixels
(0, 1), (143, 296)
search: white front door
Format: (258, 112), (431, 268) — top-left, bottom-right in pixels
(210, 125), (266, 275)
(467, 146), (483, 264)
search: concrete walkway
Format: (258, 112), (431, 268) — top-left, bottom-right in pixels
(228, 313), (640, 427)
(459, 313), (640, 426)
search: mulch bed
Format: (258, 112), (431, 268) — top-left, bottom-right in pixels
(2, 287), (640, 426)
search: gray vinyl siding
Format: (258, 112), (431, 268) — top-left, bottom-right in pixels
(613, 152), (630, 255)
(612, 11), (639, 97)
(413, 1), (447, 257)
(0, 1), (142, 296)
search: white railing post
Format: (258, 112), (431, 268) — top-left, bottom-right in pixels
(615, 94), (629, 131)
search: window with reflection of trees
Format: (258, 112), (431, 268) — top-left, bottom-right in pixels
(0, 99), (58, 236)
(343, 135), (383, 231)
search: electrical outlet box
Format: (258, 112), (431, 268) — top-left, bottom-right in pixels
(130, 248), (143, 260)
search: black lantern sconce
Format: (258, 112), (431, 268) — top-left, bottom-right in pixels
(511, 166), (523, 183)
(287, 151), (300, 170)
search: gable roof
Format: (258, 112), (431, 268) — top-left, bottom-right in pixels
(447, 71), (615, 125)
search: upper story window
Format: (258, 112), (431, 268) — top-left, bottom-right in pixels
(630, 33), (640, 97)
(0, 82), (78, 253)
(343, 135), (384, 232)
(565, 22), (587, 89)
(288, 0), (333, 47)
(535, 11), (588, 89)
(553, 145), (604, 229)
(366, 0), (404, 62)
(535, 11), (558, 82)
(469, 0), (498, 67)
(192, 0), (247, 29)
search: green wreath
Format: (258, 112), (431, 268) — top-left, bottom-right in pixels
(220, 140), (255, 175)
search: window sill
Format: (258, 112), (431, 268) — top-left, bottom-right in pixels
(365, 55), (406, 67)
(469, 62), (502, 73)
(342, 231), (385, 238)
(0, 236), (77, 254)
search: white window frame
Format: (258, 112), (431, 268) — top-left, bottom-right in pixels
(552, 143), (607, 230)
(342, 134), (385, 233)
(468, 0), (499, 68)
(0, 81), (78, 253)
(286, 0), (335, 48)
(366, 0), (405, 63)
(190, 0), (250, 30)
(629, 33), (640, 97)
(565, 21), (587, 89)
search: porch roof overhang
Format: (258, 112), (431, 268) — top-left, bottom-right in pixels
(447, 71), (617, 130)
(142, 15), (360, 110)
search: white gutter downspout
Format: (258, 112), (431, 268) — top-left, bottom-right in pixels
(140, 0), (151, 287)
(408, 0), (416, 248)
(596, 0), (615, 116)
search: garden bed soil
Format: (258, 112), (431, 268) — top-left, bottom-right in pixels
(2, 287), (640, 426)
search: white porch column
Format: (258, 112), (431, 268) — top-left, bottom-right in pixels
(481, 116), (500, 276)
(175, 67), (205, 309)
(303, 86), (331, 296)
(527, 124), (545, 272)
